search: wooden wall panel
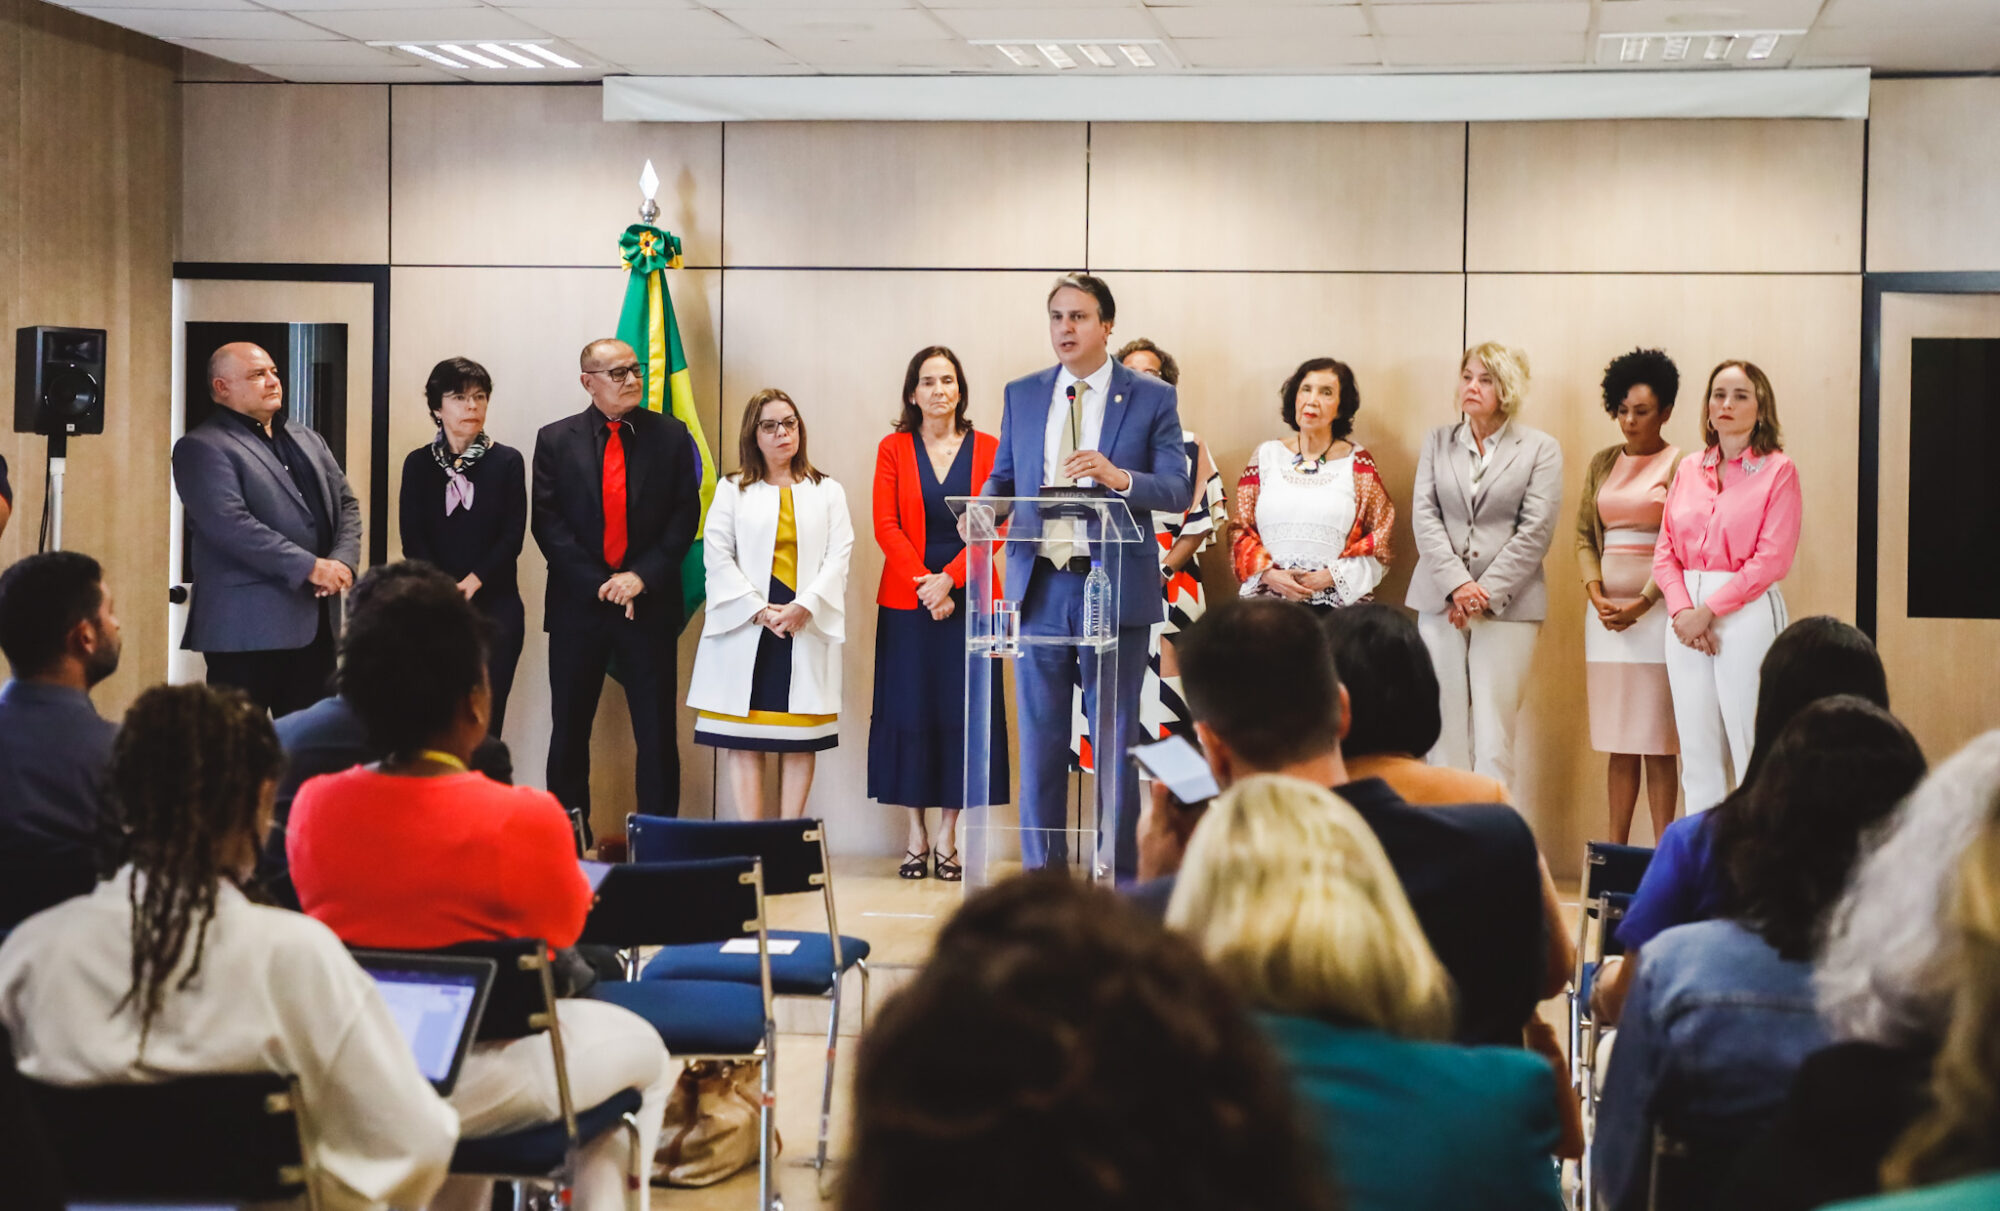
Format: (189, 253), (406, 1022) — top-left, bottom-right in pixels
(391, 86), (721, 268)
(1874, 292), (2000, 763)
(180, 84), (388, 264)
(1867, 80), (2000, 272)
(719, 270), (1059, 856)
(1465, 273), (1861, 864)
(723, 123), (1088, 269)
(389, 266), (723, 838)
(0, 0), (178, 720)
(1089, 123), (1465, 272)
(1468, 119), (1865, 273)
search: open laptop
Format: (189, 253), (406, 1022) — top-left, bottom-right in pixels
(350, 951), (495, 1096)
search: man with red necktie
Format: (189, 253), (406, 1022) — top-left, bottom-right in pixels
(532, 338), (699, 826)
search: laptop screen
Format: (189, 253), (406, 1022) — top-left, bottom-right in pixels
(364, 964), (487, 1091)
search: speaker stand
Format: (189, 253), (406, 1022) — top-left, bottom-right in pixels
(43, 431), (66, 552)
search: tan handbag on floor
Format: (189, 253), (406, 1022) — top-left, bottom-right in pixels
(653, 1060), (781, 1187)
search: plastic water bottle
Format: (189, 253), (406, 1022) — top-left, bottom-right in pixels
(1082, 559), (1114, 648)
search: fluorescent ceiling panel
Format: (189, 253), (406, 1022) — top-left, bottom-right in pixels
(1151, 5), (1370, 39)
(499, 6), (742, 38)
(301, 7), (548, 40)
(74, 6), (336, 37)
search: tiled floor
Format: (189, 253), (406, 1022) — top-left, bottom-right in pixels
(655, 858), (1587, 1210)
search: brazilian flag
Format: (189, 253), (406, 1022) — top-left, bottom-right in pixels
(617, 223), (715, 631)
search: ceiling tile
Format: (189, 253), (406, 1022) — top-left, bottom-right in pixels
(1794, 23), (2000, 69)
(73, 6), (337, 37)
(60, 0), (254, 9)
(1598, 0), (1826, 34)
(773, 36), (990, 67)
(1142, 0), (1358, 7)
(497, 5), (742, 38)
(1174, 34), (1379, 67)
(299, 7), (551, 39)
(712, 0), (914, 7)
(1151, 5), (1367, 38)
(167, 34), (401, 60)
(931, 7), (1161, 40)
(569, 34), (803, 69)
(718, 7), (950, 38)
(1816, 0), (2000, 26)
(260, 0), (482, 11)
(1378, 31), (1584, 64)
(923, 0), (1137, 7)
(258, 61), (462, 80)
(1373, 2), (1587, 35)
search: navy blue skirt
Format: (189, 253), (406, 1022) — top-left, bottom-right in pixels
(867, 597), (1008, 808)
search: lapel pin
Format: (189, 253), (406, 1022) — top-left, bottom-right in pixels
(1114, 394), (1123, 403)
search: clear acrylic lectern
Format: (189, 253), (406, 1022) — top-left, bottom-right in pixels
(950, 494), (1149, 887)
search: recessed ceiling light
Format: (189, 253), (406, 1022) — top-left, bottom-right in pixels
(998, 43), (1035, 67)
(478, 42), (545, 69)
(400, 43), (468, 69)
(1704, 34), (1736, 60)
(1119, 44), (1155, 68)
(1038, 43), (1076, 69)
(1661, 35), (1691, 62)
(1619, 36), (1649, 63)
(438, 43), (505, 69)
(1079, 43), (1115, 68)
(1746, 32), (1781, 60)
(520, 43), (581, 69)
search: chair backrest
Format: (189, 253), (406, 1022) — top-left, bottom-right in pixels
(577, 857), (763, 950)
(27, 1072), (313, 1206)
(434, 937), (554, 1043)
(626, 815), (826, 897)
(1584, 840), (1655, 904)
(1601, 892), (1635, 959)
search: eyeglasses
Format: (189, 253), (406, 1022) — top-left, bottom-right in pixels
(588, 364), (642, 383)
(758, 417), (801, 435)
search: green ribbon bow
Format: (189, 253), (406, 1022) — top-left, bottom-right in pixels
(619, 223), (683, 273)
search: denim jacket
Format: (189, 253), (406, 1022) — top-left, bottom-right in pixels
(1593, 919), (1829, 1210)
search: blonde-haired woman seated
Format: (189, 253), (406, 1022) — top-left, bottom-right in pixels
(1168, 774), (1564, 1211)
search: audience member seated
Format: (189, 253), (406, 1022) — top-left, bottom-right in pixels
(1826, 792), (2000, 1210)
(1128, 778), (1211, 916)
(840, 872), (1339, 1211)
(1593, 615), (1889, 1025)
(1723, 730), (2000, 1211)
(1168, 773), (1564, 1211)
(0, 552), (123, 928)
(285, 567), (670, 1211)
(1593, 697), (1927, 1210)
(1167, 598), (1548, 1048)
(258, 561), (513, 910)
(0, 684), (456, 1211)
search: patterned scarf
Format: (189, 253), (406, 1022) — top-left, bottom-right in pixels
(432, 430), (491, 515)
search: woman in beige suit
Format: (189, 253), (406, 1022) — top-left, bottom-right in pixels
(1406, 342), (1564, 791)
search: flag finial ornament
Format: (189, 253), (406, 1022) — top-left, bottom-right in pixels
(639, 158), (661, 224)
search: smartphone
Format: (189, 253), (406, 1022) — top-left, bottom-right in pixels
(1130, 734), (1221, 807)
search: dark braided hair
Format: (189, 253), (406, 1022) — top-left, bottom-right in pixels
(841, 874), (1341, 1211)
(111, 684), (283, 1047)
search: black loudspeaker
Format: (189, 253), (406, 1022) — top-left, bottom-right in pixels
(14, 326), (106, 436)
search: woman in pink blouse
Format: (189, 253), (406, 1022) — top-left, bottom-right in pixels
(1653, 360), (1803, 813)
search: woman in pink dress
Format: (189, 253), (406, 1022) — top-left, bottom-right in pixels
(1655, 359), (1803, 815)
(1577, 349), (1685, 844)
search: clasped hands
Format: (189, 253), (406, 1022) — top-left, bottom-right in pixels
(598, 571), (645, 620)
(755, 601), (813, 638)
(307, 558), (354, 598)
(1587, 583), (1652, 633)
(1446, 580), (1492, 629)
(1671, 604), (1721, 655)
(1259, 565), (1335, 602)
(914, 571), (955, 621)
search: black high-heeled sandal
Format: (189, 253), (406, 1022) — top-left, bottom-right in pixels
(899, 848), (931, 879)
(935, 850), (963, 882)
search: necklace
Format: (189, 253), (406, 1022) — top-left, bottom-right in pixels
(1293, 436), (1338, 475)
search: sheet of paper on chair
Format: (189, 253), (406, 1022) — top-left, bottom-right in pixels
(721, 938), (800, 955)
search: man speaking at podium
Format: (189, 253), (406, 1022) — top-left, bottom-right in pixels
(980, 274), (1190, 878)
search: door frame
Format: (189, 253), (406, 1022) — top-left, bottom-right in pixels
(172, 262), (393, 565)
(1859, 271), (2000, 637)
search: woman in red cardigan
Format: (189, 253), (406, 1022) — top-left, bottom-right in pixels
(869, 345), (1008, 882)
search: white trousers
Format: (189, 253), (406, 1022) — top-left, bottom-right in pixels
(431, 998), (674, 1211)
(1418, 611), (1543, 791)
(1662, 569), (1787, 814)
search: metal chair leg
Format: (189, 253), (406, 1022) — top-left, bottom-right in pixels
(856, 958), (870, 1032)
(815, 975), (843, 1173)
(622, 1111), (645, 1211)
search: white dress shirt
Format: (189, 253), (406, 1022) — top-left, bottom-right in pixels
(0, 871), (459, 1211)
(1044, 358), (1117, 487)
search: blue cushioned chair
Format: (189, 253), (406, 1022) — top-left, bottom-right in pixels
(578, 856), (780, 1210)
(25, 1071), (319, 1209)
(625, 815), (871, 1180)
(432, 937), (648, 1211)
(1570, 838), (1652, 1211)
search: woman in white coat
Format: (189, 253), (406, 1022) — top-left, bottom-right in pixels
(690, 388), (854, 820)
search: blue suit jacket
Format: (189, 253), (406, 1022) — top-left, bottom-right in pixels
(979, 360), (1191, 628)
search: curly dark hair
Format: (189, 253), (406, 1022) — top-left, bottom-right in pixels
(1280, 357), (1360, 441)
(1718, 697), (1927, 961)
(1116, 338), (1180, 386)
(1599, 348), (1679, 418)
(842, 874), (1340, 1211)
(335, 561), (490, 756)
(112, 684), (284, 1048)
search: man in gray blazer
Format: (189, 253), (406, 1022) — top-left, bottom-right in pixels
(172, 342), (361, 717)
